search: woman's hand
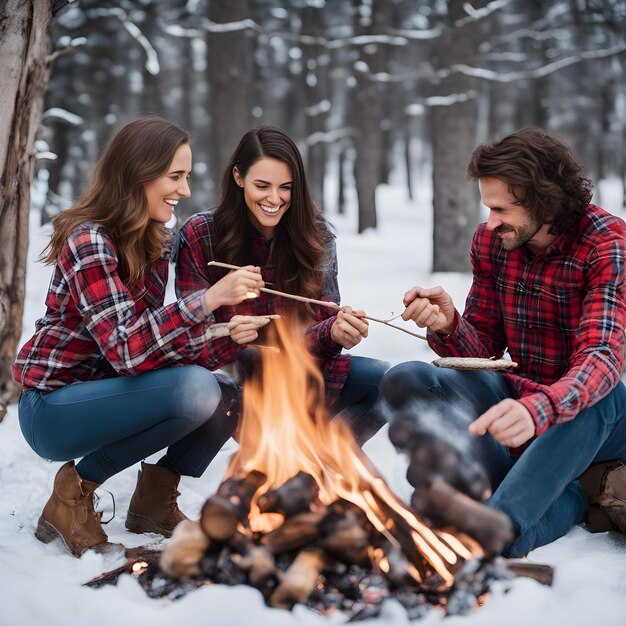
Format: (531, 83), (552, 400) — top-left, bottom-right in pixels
(330, 306), (369, 349)
(227, 314), (280, 345)
(203, 266), (264, 313)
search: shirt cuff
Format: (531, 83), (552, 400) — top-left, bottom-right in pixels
(179, 290), (212, 324)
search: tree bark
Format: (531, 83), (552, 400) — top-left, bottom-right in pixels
(207, 0), (253, 200)
(431, 0), (480, 272)
(0, 0), (58, 420)
(351, 0), (391, 233)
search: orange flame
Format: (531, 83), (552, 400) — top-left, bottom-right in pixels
(225, 318), (482, 587)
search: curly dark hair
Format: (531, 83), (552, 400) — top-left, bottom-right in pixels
(467, 127), (593, 235)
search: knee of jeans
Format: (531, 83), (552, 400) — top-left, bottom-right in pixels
(380, 361), (434, 409)
(175, 366), (222, 424)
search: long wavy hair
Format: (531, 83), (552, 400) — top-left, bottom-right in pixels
(467, 127), (593, 235)
(213, 125), (331, 318)
(43, 116), (190, 289)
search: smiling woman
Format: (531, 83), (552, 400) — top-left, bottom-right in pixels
(144, 142), (192, 223)
(12, 116), (266, 558)
(175, 125), (390, 447)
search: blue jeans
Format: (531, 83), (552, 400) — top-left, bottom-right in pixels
(381, 361), (626, 557)
(18, 366), (239, 485)
(330, 355), (390, 445)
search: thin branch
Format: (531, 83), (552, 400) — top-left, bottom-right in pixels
(207, 261), (427, 341)
(455, 0), (514, 28)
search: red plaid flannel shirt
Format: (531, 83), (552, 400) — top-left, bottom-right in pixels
(14, 223), (223, 391)
(428, 204), (626, 440)
(174, 211), (350, 402)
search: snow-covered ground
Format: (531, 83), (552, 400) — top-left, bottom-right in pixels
(2, 178), (626, 626)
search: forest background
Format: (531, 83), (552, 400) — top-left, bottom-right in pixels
(0, 0), (625, 416)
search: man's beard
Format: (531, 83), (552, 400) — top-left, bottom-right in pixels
(495, 220), (543, 251)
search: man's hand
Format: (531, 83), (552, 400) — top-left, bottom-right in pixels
(330, 306), (369, 349)
(469, 399), (536, 448)
(401, 286), (456, 334)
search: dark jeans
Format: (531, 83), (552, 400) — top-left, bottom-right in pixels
(381, 361), (626, 557)
(18, 366), (239, 484)
(330, 355), (390, 445)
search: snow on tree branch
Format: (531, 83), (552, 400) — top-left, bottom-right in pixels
(425, 91), (477, 107)
(163, 18), (409, 49)
(451, 43), (626, 82)
(384, 26), (442, 40)
(42, 108), (84, 126)
(303, 128), (353, 147)
(122, 20), (159, 75)
(455, 0), (514, 28)
(86, 8), (159, 75)
(348, 42), (626, 84)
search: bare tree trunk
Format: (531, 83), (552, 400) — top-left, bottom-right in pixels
(351, 0), (390, 233)
(302, 5), (328, 211)
(207, 0), (253, 200)
(0, 0), (59, 420)
(431, 0), (480, 272)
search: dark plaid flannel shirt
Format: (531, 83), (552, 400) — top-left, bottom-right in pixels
(14, 222), (221, 391)
(428, 204), (626, 445)
(174, 211), (350, 403)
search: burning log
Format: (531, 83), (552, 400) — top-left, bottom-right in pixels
(318, 500), (372, 565)
(411, 480), (514, 558)
(270, 548), (330, 609)
(261, 510), (327, 554)
(257, 471), (320, 516)
(200, 470), (266, 541)
(160, 519), (210, 578)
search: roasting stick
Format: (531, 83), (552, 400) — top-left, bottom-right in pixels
(207, 260), (427, 341)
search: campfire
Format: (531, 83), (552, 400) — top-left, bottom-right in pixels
(87, 319), (553, 619)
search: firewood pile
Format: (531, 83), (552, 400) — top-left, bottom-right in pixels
(86, 460), (551, 621)
(85, 321), (553, 619)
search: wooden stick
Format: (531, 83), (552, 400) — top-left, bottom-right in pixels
(207, 260), (427, 341)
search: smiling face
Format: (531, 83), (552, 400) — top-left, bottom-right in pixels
(479, 176), (555, 253)
(234, 157), (293, 239)
(144, 142), (192, 223)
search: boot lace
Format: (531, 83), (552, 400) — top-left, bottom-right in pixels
(169, 488), (182, 512)
(93, 488), (116, 525)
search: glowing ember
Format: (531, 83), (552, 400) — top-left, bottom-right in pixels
(225, 319), (483, 589)
(131, 561), (148, 574)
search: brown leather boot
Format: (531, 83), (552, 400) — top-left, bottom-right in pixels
(125, 462), (188, 537)
(35, 461), (109, 557)
(579, 460), (626, 533)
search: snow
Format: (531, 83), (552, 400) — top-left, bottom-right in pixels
(2, 180), (626, 626)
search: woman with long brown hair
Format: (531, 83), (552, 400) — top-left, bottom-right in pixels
(175, 124), (389, 443)
(14, 116), (265, 557)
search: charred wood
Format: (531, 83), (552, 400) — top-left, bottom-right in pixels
(257, 471), (320, 516)
(200, 470), (266, 541)
(261, 510), (327, 554)
(503, 560), (554, 586)
(270, 548), (330, 609)
(367, 490), (443, 589)
(411, 480), (514, 558)
(318, 499), (372, 565)
(231, 545), (278, 586)
(160, 519), (210, 578)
